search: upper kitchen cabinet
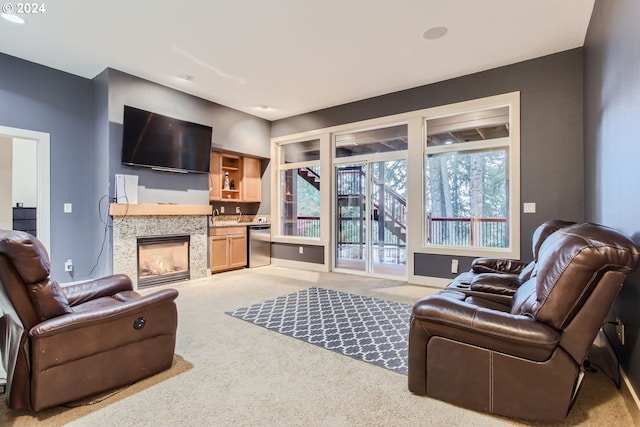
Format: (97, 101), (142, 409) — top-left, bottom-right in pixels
(209, 152), (262, 202)
(242, 156), (261, 202)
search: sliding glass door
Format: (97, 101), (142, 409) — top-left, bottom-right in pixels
(334, 158), (407, 278)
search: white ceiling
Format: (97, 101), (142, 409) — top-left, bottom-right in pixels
(0, 0), (594, 121)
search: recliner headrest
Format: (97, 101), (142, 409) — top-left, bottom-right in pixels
(531, 220), (576, 261)
(0, 229), (51, 284)
(529, 223), (639, 329)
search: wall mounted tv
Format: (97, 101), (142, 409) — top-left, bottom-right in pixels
(121, 105), (212, 174)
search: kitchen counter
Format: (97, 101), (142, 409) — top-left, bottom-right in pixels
(210, 220), (270, 227)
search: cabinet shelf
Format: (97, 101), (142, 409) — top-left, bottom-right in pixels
(222, 189), (240, 193)
(222, 166), (239, 171)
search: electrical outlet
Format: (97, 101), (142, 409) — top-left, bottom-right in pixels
(299, 246), (304, 254)
(236, 207), (241, 214)
(220, 206), (224, 213)
(616, 318), (625, 345)
(451, 259), (459, 274)
(64, 259), (73, 272)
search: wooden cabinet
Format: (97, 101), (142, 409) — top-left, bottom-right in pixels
(242, 156), (262, 202)
(210, 153), (242, 202)
(209, 152), (262, 202)
(209, 152), (222, 201)
(209, 226), (247, 273)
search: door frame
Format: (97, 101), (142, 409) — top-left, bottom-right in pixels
(332, 150), (407, 280)
(0, 125), (51, 251)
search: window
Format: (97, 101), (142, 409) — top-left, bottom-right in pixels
(424, 102), (518, 256)
(278, 139), (321, 238)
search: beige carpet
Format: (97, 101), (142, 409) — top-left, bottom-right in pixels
(0, 266), (635, 426)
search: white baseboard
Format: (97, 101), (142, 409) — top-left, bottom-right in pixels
(270, 258), (329, 272)
(408, 274), (451, 288)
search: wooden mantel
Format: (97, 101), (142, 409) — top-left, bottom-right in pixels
(109, 204), (212, 217)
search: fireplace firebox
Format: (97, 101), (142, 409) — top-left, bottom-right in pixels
(137, 234), (190, 287)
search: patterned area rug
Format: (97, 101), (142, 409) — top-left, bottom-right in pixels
(226, 287), (412, 374)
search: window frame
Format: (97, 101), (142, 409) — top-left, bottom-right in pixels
(271, 134), (331, 245)
(419, 92), (520, 259)
(270, 91), (520, 276)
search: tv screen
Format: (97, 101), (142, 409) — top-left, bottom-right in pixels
(121, 106), (212, 173)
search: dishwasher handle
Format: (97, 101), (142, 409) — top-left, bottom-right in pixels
(249, 225), (271, 231)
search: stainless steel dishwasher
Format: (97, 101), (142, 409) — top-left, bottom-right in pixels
(248, 225), (271, 268)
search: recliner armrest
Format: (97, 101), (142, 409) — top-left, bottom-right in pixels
(412, 293), (560, 361)
(471, 258), (528, 274)
(30, 288), (178, 337)
(62, 274), (133, 306)
(470, 273), (523, 296)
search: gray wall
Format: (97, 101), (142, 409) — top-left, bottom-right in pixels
(584, 0), (640, 398)
(272, 49), (585, 271)
(271, 243), (325, 264)
(0, 57), (271, 279)
(106, 69), (271, 206)
(91, 69), (112, 278)
(0, 53), (94, 280)
(92, 69), (272, 275)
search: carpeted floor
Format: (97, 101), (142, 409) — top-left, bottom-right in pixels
(0, 266), (636, 426)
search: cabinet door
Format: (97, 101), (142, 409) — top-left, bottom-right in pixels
(210, 235), (229, 272)
(209, 152), (222, 201)
(229, 233), (247, 269)
(242, 157), (262, 202)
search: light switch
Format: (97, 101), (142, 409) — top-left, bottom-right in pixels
(64, 203), (72, 213)
(523, 202), (536, 213)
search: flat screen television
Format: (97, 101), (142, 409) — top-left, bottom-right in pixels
(121, 105), (212, 174)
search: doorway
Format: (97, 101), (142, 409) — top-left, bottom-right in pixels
(333, 153), (407, 279)
(0, 126), (51, 251)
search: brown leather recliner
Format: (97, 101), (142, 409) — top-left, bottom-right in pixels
(0, 229), (179, 411)
(408, 222), (640, 422)
(445, 219), (576, 303)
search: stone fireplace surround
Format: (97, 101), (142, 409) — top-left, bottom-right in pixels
(110, 204), (211, 288)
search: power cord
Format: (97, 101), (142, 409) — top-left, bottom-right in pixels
(73, 167), (134, 279)
(73, 194), (114, 279)
(584, 322), (621, 389)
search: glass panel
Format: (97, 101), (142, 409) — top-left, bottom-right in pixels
(425, 148), (509, 248)
(335, 163), (366, 271)
(281, 139), (320, 164)
(139, 241), (189, 278)
(335, 124), (408, 158)
(426, 106), (509, 147)
(280, 167), (320, 237)
(371, 160), (407, 276)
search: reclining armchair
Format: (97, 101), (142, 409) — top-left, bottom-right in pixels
(445, 219), (575, 304)
(408, 222), (640, 422)
(0, 230), (179, 411)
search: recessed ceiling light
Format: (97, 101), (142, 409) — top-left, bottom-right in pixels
(1, 13), (26, 24)
(259, 105), (269, 110)
(422, 26), (448, 40)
